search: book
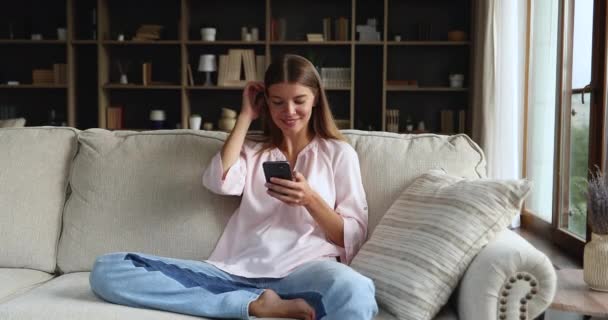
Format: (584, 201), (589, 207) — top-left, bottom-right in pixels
(306, 33), (324, 42)
(256, 55), (265, 81)
(142, 63), (152, 85)
(33, 69), (54, 84)
(458, 110), (466, 133)
(53, 64), (67, 84)
(217, 55), (228, 86)
(226, 49), (243, 85)
(440, 110), (455, 134)
(107, 105), (123, 129)
(323, 18), (332, 41)
(242, 50), (256, 81)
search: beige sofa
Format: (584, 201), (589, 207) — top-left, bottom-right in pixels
(0, 127), (556, 320)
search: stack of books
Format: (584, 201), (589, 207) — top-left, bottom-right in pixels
(320, 67), (351, 88)
(217, 49), (265, 87)
(133, 25), (163, 41)
(106, 105), (123, 129)
(53, 64), (67, 85)
(32, 69), (54, 84)
(306, 34), (324, 42)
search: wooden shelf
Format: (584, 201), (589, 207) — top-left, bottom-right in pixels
(186, 41), (265, 45)
(101, 40), (181, 46)
(324, 87), (351, 91)
(186, 85), (245, 90)
(355, 41), (384, 45)
(0, 40), (67, 45)
(0, 84), (68, 89)
(387, 41), (470, 46)
(72, 40), (97, 45)
(270, 41), (352, 46)
(104, 84), (182, 90)
(386, 85), (469, 92)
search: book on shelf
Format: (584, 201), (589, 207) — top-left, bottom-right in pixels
(187, 64), (194, 86)
(142, 63), (152, 85)
(440, 110), (467, 134)
(256, 55), (265, 81)
(106, 105), (123, 129)
(323, 18), (332, 41)
(242, 50), (256, 81)
(217, 55), (228, 86)
(457, 110), (466, 133)
(270, 18), (287, 41)
(334, 17), (349, 41)
(440, 110), (455, 134)
(32, 69), (54, 84)
(306, 33), (324, 42)
(53, 64), (67, 85)
(219, 49), (258, 87)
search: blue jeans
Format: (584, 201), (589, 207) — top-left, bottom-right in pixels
(89, 252), (378, 320)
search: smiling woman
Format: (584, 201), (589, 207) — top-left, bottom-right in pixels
(89, 54), (378, 320)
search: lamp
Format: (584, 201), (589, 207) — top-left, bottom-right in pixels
(198, 54), (217, 86)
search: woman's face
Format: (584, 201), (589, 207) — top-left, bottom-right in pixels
(266, 82), (316, 136)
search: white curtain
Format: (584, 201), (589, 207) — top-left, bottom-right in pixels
(472, 0), (527, 227)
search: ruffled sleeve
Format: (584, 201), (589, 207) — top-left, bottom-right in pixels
(333, 144), (369, 264)
(202, 150), (247, 196)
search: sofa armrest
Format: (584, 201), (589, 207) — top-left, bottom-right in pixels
(456, 229), (556, 320)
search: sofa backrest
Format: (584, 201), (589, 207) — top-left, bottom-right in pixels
(0, 127), (79, 273)
(56, 129), (486, 273)
(342, 130), (486, 232)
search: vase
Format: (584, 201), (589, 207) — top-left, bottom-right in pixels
(584, 233), (608, 291)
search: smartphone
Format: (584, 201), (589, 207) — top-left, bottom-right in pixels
(263, 161), (293, 183)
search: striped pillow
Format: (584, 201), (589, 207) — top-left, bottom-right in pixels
(351, 170), (531, 320)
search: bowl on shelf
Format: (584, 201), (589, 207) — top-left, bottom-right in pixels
(447, 30), (467, 41)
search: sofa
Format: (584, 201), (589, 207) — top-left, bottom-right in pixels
(0, 127), (556, 320)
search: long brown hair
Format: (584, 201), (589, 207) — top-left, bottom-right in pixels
(257, 54), (345, 150)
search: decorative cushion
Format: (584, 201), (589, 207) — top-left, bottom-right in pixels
(57, 129), (238, 273)
(351, 170), (531, 320)
(0, 127), (79, 272)
(0, 118), (26, 128)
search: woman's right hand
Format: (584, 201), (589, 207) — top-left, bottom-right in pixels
(241, 81), (265, 121)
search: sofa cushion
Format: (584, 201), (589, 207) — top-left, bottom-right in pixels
(0, 127), (79, 272)
(351, 170), (531, 320)
(0, 272), (397, 320)
(342, 131), (486, 233)
(57, 129), (239, 273)
(0, 268), (54, 304)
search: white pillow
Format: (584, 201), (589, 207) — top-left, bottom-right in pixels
(351, 170), (531, 320)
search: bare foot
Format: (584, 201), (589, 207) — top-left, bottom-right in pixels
(249, 289), (316, 320)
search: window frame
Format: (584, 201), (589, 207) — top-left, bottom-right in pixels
(521, 0), (607, 263)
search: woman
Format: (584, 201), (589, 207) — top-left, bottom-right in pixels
(89, 54), (377, 320)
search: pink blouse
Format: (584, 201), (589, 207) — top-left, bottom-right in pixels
(202, 136), (369, 278)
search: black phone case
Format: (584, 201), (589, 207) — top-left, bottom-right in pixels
(263, 161), (292, 183)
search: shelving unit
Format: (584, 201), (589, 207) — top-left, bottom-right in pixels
(0, 0), (472, 134)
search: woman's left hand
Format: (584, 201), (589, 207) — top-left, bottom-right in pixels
(266, 171), (316, 207)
